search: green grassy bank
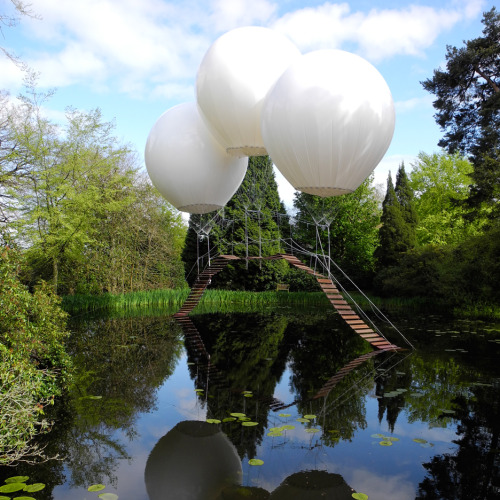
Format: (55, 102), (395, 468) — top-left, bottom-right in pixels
(62, 288), (499, 320)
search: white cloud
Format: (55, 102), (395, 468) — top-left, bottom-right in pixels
(395, 95), (434, 113)
(347, 468), (415, 500)
(208, 0), (277, 31)
(272, 0), (486, 61)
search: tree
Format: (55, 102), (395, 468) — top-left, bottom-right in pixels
(293, 176), (381, 285)
(421, 7), (500, 214)
(394, 162), (418, 248)
(374, 171), (410, 269)
(182, 156), (289, 291)
(409, 151), (489, 245)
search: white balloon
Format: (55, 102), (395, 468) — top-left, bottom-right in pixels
(196, 26), (301, 157)
(145, 102), (248, 214)
(261, 50), (395, 197)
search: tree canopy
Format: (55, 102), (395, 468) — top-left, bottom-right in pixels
(421, 7), (500, 213)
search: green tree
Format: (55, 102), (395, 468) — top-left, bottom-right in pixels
(293, 176), (381, 285)
(421, 7), (500, 215)
(409, 151), (489, 245)
(395, 162), (418, 247)
(374, 172), (408, 269)
(183, 156), (288, 290)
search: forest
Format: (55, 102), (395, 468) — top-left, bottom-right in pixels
(0, 4), (498, 466)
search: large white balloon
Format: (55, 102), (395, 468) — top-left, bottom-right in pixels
(261, 50), (395, 197)
(196, 27), (301, 157)
(145, 103), (247, 214)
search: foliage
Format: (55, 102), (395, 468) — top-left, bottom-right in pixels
(292, 176), (381, 286)
(421, 7), (500, 216)
(1, 80), (186, 295)
(0, 247), (71, 465)
(374, 171), (409, 269)
(182, 156), (289, 290)
(374, 225), (500, 307)
(395, 162), (418, 245)
(409, 151), (489, 245)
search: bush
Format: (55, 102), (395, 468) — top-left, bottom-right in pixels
(0, 247), (72, 465)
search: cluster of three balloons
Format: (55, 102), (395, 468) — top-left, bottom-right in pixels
(145, 27), (300, 214)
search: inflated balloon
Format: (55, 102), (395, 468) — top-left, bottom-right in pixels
(196, 26), (301, 157)
(145, 103), (247, 213)
(145, 421), (242, 500)
(261, 49), (395, 197)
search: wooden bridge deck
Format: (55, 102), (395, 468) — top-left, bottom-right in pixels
(174, 253), (401, 352)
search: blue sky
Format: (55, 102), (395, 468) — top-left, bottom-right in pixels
(0, 0), (495, 208)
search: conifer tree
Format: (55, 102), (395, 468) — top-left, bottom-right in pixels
(374, 172), (408, 269)
(181, 156), (288, 290)
(394, 162), (418, 250)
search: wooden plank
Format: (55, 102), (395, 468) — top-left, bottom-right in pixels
(354, 328), (375, 334)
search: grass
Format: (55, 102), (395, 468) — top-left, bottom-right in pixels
(61, 288), (329, 315)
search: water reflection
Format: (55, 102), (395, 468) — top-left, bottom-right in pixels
(1, 311), (499, 499)
(145, 421), (242, 500)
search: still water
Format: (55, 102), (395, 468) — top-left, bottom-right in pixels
(1, 307), (500, 499)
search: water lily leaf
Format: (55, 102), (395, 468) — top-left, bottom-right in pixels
(206, 419), (221, 424)
(87, 396), (102, 400)
(296, 418), (310, 423)
(88, 484), (106, 492)
(98, 494), (119, 500)
(305, 428), (320, 433)
(267, 431), (283, 437)
(23, 484), (45, 492)
(230, 412), (246, 418)
(379, 440), (393, 446)
(412, 438), (427, 444)
(281, 425), (295, 430)
(440, 409), (455, 415)
(0, 496), (10, 500)
(242, 390), (252, 394)
(239, 417), (251, 421)
(420, 442), (434, 448)
(11, 496), (36, 500)
(0, 484), (25, 493)
(194, 389), (204, 393)
(223, 417), (237, 422)
(278, 413), (291, 417)
(385, 437), (400, 441)
(371, 433), (385, 439)
(269, 427), (282, 431)
(303, 414), (317, 419)
(352, 493), (369, 500)
(243, 394), (253, 398)
(242, 421), (258, 426)
(5, 477), (29, 484)
(248, 459), (264, 466)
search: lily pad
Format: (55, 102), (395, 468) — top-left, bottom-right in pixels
(0, 484), (25, 493)
(5, 477), (29, 484)
(243, 394), (253, 398)
(296, 418), (310, 423)
(385, 436), (400, 441)
(281, 425), (295, 430)
(12, 497), (36, 500)
(206, 418), (221, 424)
(413, 438), (427, 444)
(352, 493), (369, 500)
(267, 431), (283, 437)
(248, 459), (264, 466)
(278, 413), (291, 417)
(239, 416), (251, 422)
(242, 421), (258, 426)
(88, 484), (106, 492)
(0, 496), (9, 500)
(371, 433), (385, 439)
(23, 484), (46, 492)
(379, 440), (393, 446)
(98, 494), (119, 500)
(303, 414), (317, 419)
(305, 428), (320, 433)
(230, 412), (246, 418)
(223, 417), (237, 422)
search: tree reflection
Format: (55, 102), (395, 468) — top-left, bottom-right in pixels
(62, 315), (184, 488)
(417, 383), (500, 499)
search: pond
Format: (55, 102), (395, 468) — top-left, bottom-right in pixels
(1, 306), (500, 499)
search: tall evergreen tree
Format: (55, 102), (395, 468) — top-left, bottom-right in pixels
(374, 172), (409, 269)
(182, 156), (289, 290)
(394, 162), (418, 249)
